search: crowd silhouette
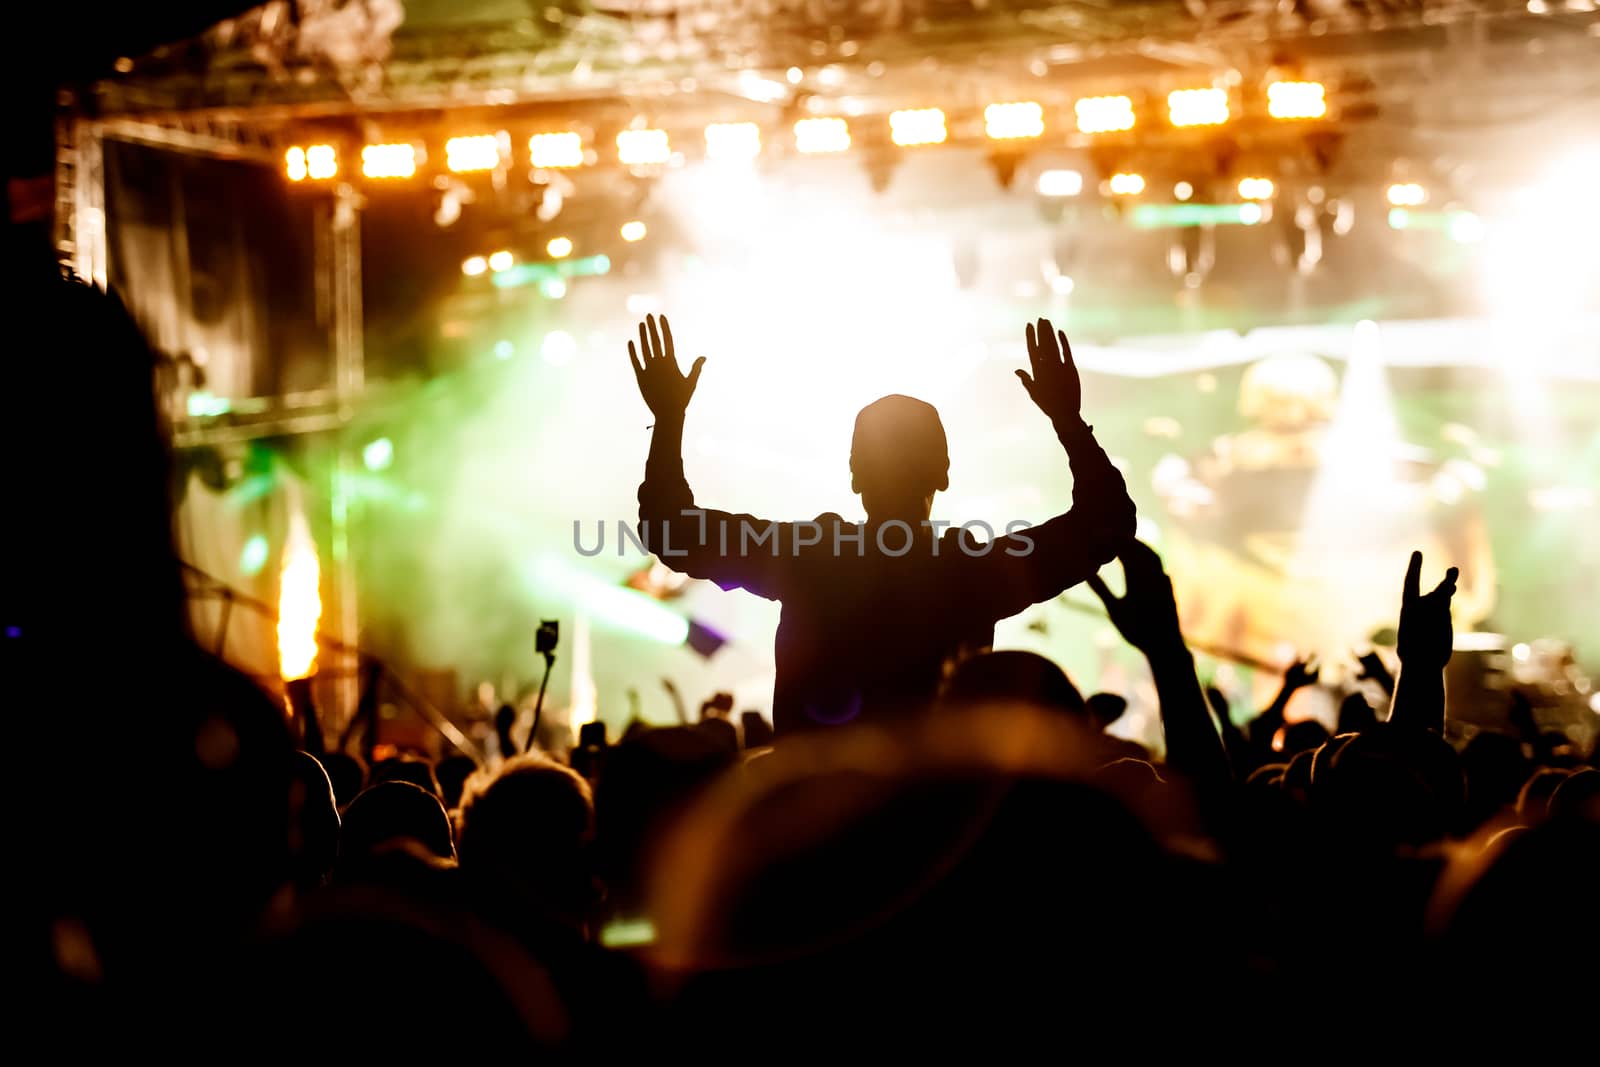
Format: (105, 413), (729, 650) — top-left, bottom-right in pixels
(11, 257), (1597, 1056)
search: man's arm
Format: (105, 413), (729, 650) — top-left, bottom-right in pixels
(970, 319), (1136, 620)
(631, 315), (788, 600)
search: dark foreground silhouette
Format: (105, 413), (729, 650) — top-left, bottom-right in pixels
(12, 268), (1596, 1056)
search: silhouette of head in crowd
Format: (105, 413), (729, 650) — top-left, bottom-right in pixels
(849, 394), (950, 524)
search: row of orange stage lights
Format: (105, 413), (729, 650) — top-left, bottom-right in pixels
(283, 82), (1328, 181)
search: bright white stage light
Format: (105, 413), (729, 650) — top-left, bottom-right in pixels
(1387, 182), (1427, 207)
(618, 129), (671, 166)
(1238, 177), (1275, 200)
(1168, 88), (1229, 127)
(1108, 172), (1145, 196)
(621, 220), (647, 242)
(1076, 95), (1136, 133)
(462, 255), (488, 277)
(285, 146), (308, 182)
(488, 250), (514, 272)
(530, 132), (584, 168)
(890, 108), (947, 146)
(547, 236), (573, 259)
(361, 143), (416, 179)
(1268, 81), (1327, 120)
(985, 102), (1044, 140)
(1036, 169), (1083, 197)
(306, 144), (337, 180)
(446, 134), (501, 172)
(795, 117), (850, 154)
(1174, 181), (1194, 201)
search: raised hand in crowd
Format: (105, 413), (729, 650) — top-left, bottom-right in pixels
(1390, 549), (1459, 733)
(1355, 649), (1396, 697)
(1016, 318), (1082, 424)
(1089, 540), (1230, 787)
(1247, 654), (1320, 753)
(629, 313), (704, 421)
(1206, 686), (1252, 772)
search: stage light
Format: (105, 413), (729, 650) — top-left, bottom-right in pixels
(1168, 88), (1229, 127)
(285, 146), (308, 181)
(621, 220), (647, 242)
(890, 108), (947, 146)
(306, 144), (337, 180)
(488, 250), (514, 272)
(985, 101), (1045, 140)
(705, 121), (762, 161)
(1387, 182), (1427, 207)
(540, 278), (568, 299)
(547, 236), (574, 258)
(239, 534), (270, 577)
(795, 117), (851, 154)
(618, 129), (671, 165)
(446, 134), (500, 172)
(277, 511), (321, 682)
(786, 66), (803, 84)
(1267, 81), (1327, 120)
(493, 340), (515, 360)
(1238, 177), (1275, 200)
(1075, 95), (1135, 134)
(1240, 202), (1263, 224)
(529, 131), (584, 168)
(541, 330), (578, 366)
(1108, 172), (1145, 196)
(1050, 274), (1076, 295)
(1174, 181), (1194, 201)
(361, 143), (416, 179)
(462, 255), (488, 277)
(1036, 169), (1083, 197)
(362, 437), (394, 472)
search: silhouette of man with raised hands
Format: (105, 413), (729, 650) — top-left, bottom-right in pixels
(631, 314), (1135, 734)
